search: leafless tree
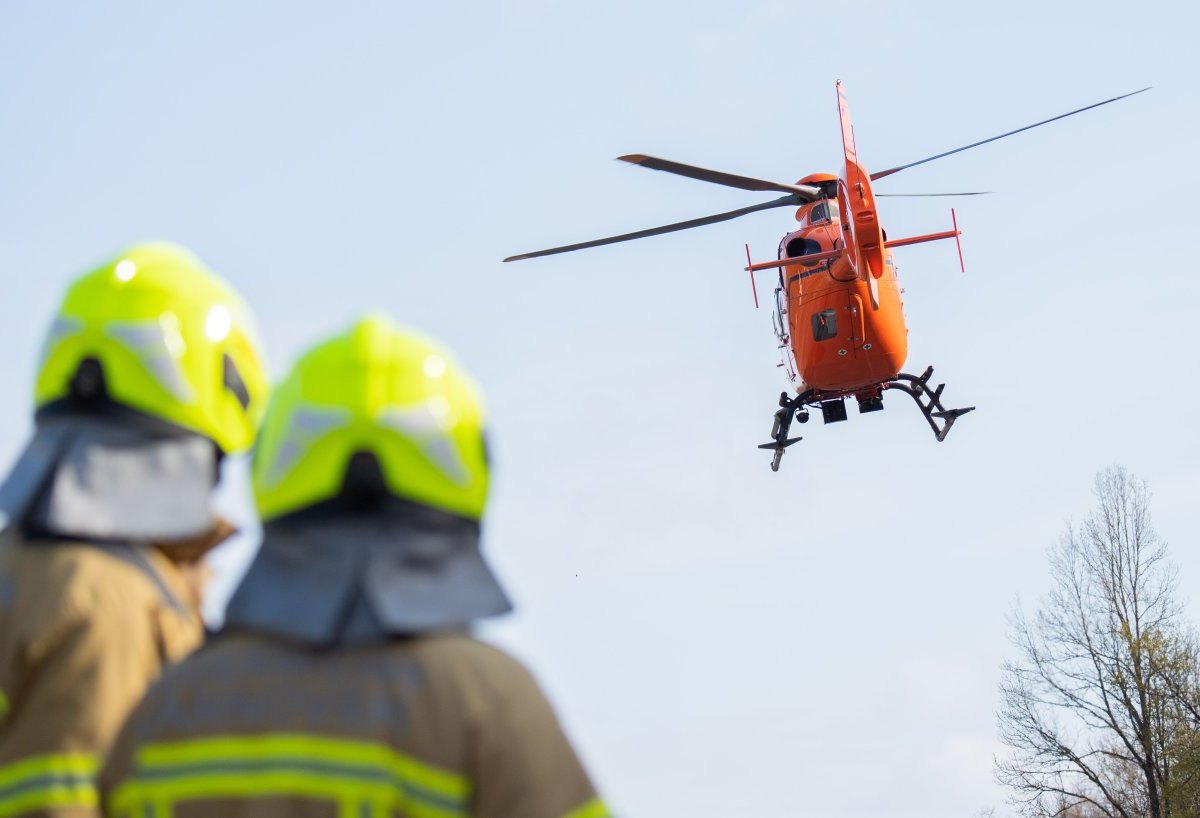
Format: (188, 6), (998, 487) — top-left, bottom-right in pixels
(996, 466), (1200, 818)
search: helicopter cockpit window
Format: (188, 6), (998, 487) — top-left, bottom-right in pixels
(811, 309), (838, 341)
(809, 202), (829, 224)
(786, 237), (821, 258)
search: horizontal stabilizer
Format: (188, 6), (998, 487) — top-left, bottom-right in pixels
(746, 248), (844, 273)
(884, 229), (960, 249)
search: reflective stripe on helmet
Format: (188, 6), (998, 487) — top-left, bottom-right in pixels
(378, 401), (470, 486)
(0, 752), (98, 817)
(259, 406), (351, 489)
(106, 318), (196, 404)
(108, 734), (467, 818)
(36, 316), (83, 370)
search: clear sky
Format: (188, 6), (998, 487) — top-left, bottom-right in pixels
(1, 2), (1197, 816)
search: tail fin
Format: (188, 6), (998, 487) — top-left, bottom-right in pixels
(835, 81), (886, 280)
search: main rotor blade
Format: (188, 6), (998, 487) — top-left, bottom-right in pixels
(503, 194), (802, 262)
(870, 87), (1150, 180)
(876, 191), (992, 197)
(620, 154), (820, 200)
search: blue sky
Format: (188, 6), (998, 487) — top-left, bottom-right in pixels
(2, 2), (1198, 816)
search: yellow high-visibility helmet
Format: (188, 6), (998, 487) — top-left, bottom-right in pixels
(34, 242), (269, 454)
(252, 316), (489, 522)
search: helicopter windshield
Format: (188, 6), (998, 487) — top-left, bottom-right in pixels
(808, 200), (839, 225)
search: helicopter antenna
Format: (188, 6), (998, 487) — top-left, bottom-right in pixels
(870, 87), (1150, 180)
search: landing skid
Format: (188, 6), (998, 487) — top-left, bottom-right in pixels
(758, 391), (812, 472)
(883, 366), (976, 442)
(758, 366), (975, 472)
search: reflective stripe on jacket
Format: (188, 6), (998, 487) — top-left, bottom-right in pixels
(0, 538), (204, 818)
(0, 753), (98, 817)
(100, 633), (608, 818)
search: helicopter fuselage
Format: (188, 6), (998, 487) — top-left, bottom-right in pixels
(774, 199), (908, 397)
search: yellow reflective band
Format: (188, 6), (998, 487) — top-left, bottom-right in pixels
(563, 797), (612, 818)
(0, 752), (99, 817)
(109, 734), (467, 818)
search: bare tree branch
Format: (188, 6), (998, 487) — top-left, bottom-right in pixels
(996, 467), (1199, 818)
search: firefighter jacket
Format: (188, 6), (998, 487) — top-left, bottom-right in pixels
(99, 631), (609, 818)
(0, 537), (205, 818)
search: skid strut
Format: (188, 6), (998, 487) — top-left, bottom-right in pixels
(758, 390), (813, 473)
(758, 367), (974, 472)
(882, 366), (975, 442)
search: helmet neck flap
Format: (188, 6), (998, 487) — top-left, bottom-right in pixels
(0, 413), (222, 545)
(222, 494), (511, 648)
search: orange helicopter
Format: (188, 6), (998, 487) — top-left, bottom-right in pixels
(506, 82), (1148, 471)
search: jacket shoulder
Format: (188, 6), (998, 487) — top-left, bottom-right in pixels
(0, 541), (196, 667)
(407, 634), (550, 711)
(411, 634), (532, 678)
(5, 541), (162, 619)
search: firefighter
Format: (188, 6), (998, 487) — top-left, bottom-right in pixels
(0, 243), (269, 817)
(99, 316), (609, 818)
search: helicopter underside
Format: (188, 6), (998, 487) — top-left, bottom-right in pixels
(758, 366), (974, 472)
